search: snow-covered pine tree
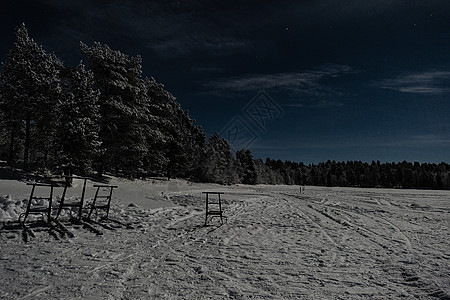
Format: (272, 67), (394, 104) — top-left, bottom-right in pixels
(58, 62), (101, 176)
(199, 133), (238, 184)
(0, 91), (9, 161)
(185, 124), (207, 178)
(236, 149), (257, 184)
(80, 42), (148, 177)
(79, 41), (209, 179)
(142, 77), (177, 175)
(165, 101), (206, 179)
(0, 23), (61, 171)
(142, 76), (206, 179)
(0, 85), (20, 163)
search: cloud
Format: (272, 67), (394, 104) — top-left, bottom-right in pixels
(146, 35), (250, 57)
(190, 65), (225, 74)
(285, 100), (344, 108)
(372, 71), (450, 94)
(408, 134), (450, 147)
(202, 64), (356, 107)
(206, 64), (355, 92)
(24, 0), (255, 61)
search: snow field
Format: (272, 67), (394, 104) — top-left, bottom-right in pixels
(0, 180), (449, 299)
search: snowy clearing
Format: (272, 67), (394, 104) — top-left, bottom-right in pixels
(1, 178), (449, 299)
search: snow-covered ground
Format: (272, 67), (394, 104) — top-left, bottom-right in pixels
(1, 177), (449, 299)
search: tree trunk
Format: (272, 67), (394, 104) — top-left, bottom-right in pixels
(23, 116), (31, 171)
(63, 165), (73, 186)
(42, 152), (48, 170)
(97, 161), (103, 177)
(8, 127), (14, 164)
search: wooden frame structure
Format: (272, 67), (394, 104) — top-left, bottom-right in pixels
(55, 176), (89, 220)
(203, 191), (226, 226)
(19, 183), (56, 225)
(87, 184), (118, 220)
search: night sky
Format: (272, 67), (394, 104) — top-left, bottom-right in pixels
(1, 0), (450, 164)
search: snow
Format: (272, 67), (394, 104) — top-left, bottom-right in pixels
(0, 178), (449, 299)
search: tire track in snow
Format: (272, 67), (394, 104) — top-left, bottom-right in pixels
(270, 193), (341, 248)
(280, 189), (450, 299)
(271, 192), (402, 295)
(195, 194), (321, 298)
(286, 191), (404, 252)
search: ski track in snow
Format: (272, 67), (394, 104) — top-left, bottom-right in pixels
(0, 184), (449, 299)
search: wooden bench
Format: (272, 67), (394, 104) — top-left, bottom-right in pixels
(203, 191), (226, 226)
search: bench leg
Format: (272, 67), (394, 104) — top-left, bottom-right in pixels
(88, 187), (100, 219)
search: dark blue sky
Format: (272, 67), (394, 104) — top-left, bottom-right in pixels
(1, 0), (450, 164)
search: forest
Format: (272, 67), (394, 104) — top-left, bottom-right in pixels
(1, 24), (449, 189)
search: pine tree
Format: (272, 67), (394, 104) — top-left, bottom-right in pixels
(236, 149), (257, 184)
(141, 76), (206, 179)
(0, 23), (61, 171)
(80, 42), (148, 177)
(58, 62), (101, 176)
(199, 133), (238, 184)
(167, 104), (206, 179)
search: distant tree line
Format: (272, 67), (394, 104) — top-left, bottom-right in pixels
(0, 24), (448, 190)
(259, 159), (450, 190)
